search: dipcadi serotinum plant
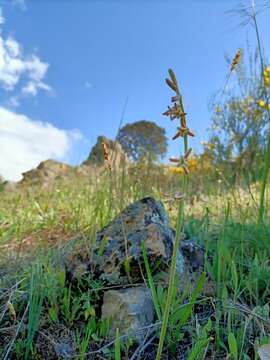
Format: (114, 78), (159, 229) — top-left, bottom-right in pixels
(156, 69), (195, 360)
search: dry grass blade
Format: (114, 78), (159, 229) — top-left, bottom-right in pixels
(3, 302), (30, 360)
(227, 1), (270, 29)
(129, 333), (156, 360)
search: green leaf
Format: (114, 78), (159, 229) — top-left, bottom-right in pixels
(228, 332), (238, 359)
(141, 242), (162, 320)
(48, 307), (58, 323)
(177, 272), (206, 327)
(187, 338), (211, 360)
(115, 328), (121, 360)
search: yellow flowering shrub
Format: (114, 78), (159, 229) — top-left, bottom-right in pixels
(257, 100), (270, 110)
(167, 155), (213, 176)
(263, 66), (270, 88)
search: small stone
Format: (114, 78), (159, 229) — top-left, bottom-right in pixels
(101, 286), (154, 343)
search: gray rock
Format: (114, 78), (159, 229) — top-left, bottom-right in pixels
(180, 239), (205, 271)
(179, 239), (215, 296)
(95, 196), (185, 277)
(101, 286), (154, 342)
(153, 239), (215, 297)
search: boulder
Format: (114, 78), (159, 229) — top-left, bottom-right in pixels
(66, 197), (215, 296)
(94, 196), (185, 278)
(84, 135), (128, 169)
(101, 287), (154, 342)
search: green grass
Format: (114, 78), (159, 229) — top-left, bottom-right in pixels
(1, 167), (270, 359)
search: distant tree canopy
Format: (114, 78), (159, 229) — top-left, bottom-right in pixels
(116, 120), (168, 161)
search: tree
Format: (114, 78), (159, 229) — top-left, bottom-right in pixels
(116, 120), (168, 161)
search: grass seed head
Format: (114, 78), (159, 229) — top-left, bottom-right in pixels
(230, 48), (242, 71)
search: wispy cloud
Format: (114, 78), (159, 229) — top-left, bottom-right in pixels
(0, 8), (51, 102)
(0, 107), (82, 181)
(0, 8), (5, 25)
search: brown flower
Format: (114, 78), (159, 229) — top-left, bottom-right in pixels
(172, 127), (195, 140)
(163, 103), (182, 120)
(169, 148), (192, 174)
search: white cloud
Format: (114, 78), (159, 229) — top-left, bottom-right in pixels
(0, 107), (82, 181)
(0, 8), (5, 25)
(0, 8), (51, 99)
(0, 36), (51, 95)
(22, 80), (52, 96)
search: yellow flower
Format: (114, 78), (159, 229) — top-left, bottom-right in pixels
(264, 77), (270, 87)
(168, 166), (184, 175)
(265, 66), (270, 73)
(215, 106), (222, 114)
(188, 158), (199, 171)
(268, 104), (270, 111)
(257, 100), (266, 108)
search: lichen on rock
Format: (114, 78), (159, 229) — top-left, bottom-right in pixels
(94, 197), (184, 278)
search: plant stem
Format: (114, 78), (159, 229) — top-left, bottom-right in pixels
(251, 1), (270, 223)
(156, 133), (188, 360)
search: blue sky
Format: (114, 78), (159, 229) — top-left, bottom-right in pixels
(0, 0), (270, 180)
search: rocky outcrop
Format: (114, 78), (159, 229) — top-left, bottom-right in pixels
(19, 159), (74, 187)
(84, 136), (128, 169)
(0, 176), (17, 191)
(15, 136), (128, 188)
